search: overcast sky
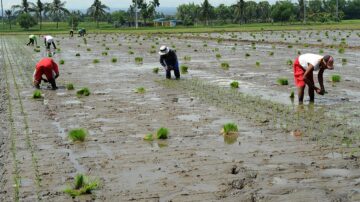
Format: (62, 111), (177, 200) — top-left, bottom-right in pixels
(3, 0), (279, 10)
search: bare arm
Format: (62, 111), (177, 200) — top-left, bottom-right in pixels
(318, 68), (325, 90)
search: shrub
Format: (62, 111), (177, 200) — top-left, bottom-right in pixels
(63, 174), (99, 197)
(180, 65), (188, 74)
(77, 88), (90, 96)
(153, 67), (159, 74)
(331, 74), (341, 82)
(33, 90), (42, 99)
(60, 59), (65, 65)
(157, 127), (168, 139)
(93, 59), (99, 64)
(75, 53), (80, 57)
(221, 123), (238, 135)
(68, 128), (87, 142)
(66, 83), (74, 90)
(230, 81), (239, 88)
(277, 78), (289, 85)
(135, 57), (143, 64)
(221, 62), (230, 70)
(135, 87), (146, 94)
(111, 58), (117, 63)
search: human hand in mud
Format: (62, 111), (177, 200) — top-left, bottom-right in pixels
(315, 88), (325, 95)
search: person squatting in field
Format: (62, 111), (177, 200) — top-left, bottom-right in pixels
(33, 57), (60, 90)
(159, 46), (180, 79)
(44, 35), (57, 51)
(78, 28), (86, 37)
(27, 35), (37, 46)
(293, 53), (334, 103)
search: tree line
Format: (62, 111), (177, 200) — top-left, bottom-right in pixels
(2, 0), (360, 30)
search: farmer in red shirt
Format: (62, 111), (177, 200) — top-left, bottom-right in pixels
(293, 53), (334, 103)
(33, 58), (59, 90)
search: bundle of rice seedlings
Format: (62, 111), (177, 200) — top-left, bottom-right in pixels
(63, 174), (99, 197)
(68, 128), (87, 142)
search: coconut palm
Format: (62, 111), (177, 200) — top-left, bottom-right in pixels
(45, 0), (69, 29)
(34, 0), (44, 29)
(234, 0), (245, 24)
(12, 0), (35, 14)
(87, 0), (109, 28)
(5, 9), (13, 29)
(200, 0), (214, 25)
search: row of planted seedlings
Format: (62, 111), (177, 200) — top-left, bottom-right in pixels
(158, 78), (360, 155)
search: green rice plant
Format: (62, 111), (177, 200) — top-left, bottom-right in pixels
(36, 45), (40, 48)
(341, 58), (347, 65)
(77, 88), (90, 96)
(60, 59), (65, 65)
(156, 127), (169, 139)
(48, 52), (53, 57)
(304, 44), (309, 47)
(75, 53), (80, 57)
(105, 47), (110, 50)
(286, 59), (293, 66)
(297, 50), (301, 55)
(93, 59), (99, 64)
(331, 74), (341, 82)
(34, 48), (40, 52)
(338, 48), (345, 54)
(66, 83), (74, 90)
(183, 56), (191, 61)
(149, 49), (156, 54)
(268, 51), (274, 56)
(221, 123), (238, 135)
(111, 58), (117, 63)
(180, 65), (188, 74)
(143, 134), (154, 141)
(203, 44), (208, 47)
(87, 48), (91, 51)
(288, 45), (293, 48)
(277, 78), (289, 85)
(128, 51), (134, 55)
(319, 49), (324, 54)
(255, 61), (260, 67)
(33, 90), (42, 99)
(221, 62), (230, 70)
(135, 87), (146, 94)
(151, 45), (156, 49)
(245, 53), (250, 57)
(68, 128), (87, 142)
(135, 57), (143, 64)
(214, 47), (219, 52)
(63, 174), (99, 197)
(230, 81), (239, 89)
(57, 48), (61, 52)
(102, 51), (108, 56)
(290, 90), (295, 99)
(216, 53), (222, 59)
(152, 67), (159, 74)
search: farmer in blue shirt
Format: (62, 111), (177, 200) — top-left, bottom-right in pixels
(159, 46), (180, 79)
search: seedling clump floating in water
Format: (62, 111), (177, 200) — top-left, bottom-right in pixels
(290, 90), (295, 98)
(66, 83), (74, 90)
(183, 56), (191, 61)
(135, 57), (143, 64)
(63, 173), (99, 197)
(157, 127), (169, 139)
(221, 62), (230, 70)
(277, 78), (289, 85)
(286, 59), (293, 66)
(111, 58), (117, 63)
(102, 51), (108, 56)
(331, 74), (341, 82)
(180, 65), (188, 74)
(135, 87), (146, 94)
(60, 59), (65, 65)
(216, 53), (222, 59)
(93, 59), (99, 64)
(153, 67), (159, 74)
(33, 90), (42, 99)
(230, 81), (239, 88)
(255, 61), (261, 67)
(221, 123), (238, 136)
(77, 88), (90, 96)
(68, 128), (88, 142)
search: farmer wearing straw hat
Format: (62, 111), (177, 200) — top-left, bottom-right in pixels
(293, 53), (334, 103)
(159, 46), (180, 79)
(27, 35), (37, 46)
(33, 57), (59, 90)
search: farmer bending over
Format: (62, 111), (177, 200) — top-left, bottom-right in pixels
(33, 58), (59, 90)
(70, 29), (74, 37)
(78, 28), (86, 37)
(27, 35), (37, 46)
(159, 46), (180, 79)
(293, 53), (334, 103)
(44, 35), (57, 51)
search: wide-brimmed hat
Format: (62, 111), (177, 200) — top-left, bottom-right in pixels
(159, 46), (169, 55)
(323, 55), (334, 69)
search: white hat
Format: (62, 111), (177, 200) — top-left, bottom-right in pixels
(159, 46), (169, 55)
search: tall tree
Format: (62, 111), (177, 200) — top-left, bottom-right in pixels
(35, 0), (44, 29)
(45, 0), (69, 29)
(233, 0), (245, 24)
(87, 0), (109, 28)
(215, 4), (231, 24)
(12, 0), (35, 14)
(5, 9), (13, 29)
(200, 0), (214, 25)
(257, 1), (271, 22)
(176, 3), (201, 26)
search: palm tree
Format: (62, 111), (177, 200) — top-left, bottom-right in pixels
(12, 0), (35, 14)
(45, 0), (69, 29)
(200, 0), (213, 26)
(234, 0), (245, 24)
(87, 0), (109, 28)
(5, 9), (13, 29)
(1, 0), (4, 28)
(35, 0), (44, 30)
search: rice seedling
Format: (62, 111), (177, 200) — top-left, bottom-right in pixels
(216, 53), (222, 59)
(157, 127), (169, 139)
(297, 50), (301, 55)
(255, 61), (260, 67)
(245, 53), (250, 57)
(319, 49), (324, 54)
(66, 83), (74, 90)
(277, 78), (289, 85)
(143, 134), (154, 141)
(214, 48), (219, 52)
(203, 44), (208, 47)
(338, 48), (345, 54)
(286, 59), (293, 66)
(111, 58), (117, 63)
(152, 67), (159, 74)
(93, 59), (99, 64)
(183, 56), (191, 61)
(87, 48), (91, 51)
(128, 51), (134, 55)
(290, 90), (295, 99)
(135, 87), (146, 94)
(221, 62), (230, 70)
(102, 51), (108, 56)
(63, 173), (99, 197)
(230, 81), (239, 89)
(60, 59), (65, 65)
(149, 49), (156, 54)
(268, 52), (274, 56)
(187, 44), (191, 48)
(221, 123), (238, 136)
(105, 47), (110, 50)
(77, 88), (91, 96)
(135, 57), (143, 64)
(68, 128), (87, 142)
(331, 74), (341, 82)
(75, 53), (80, 57)
(180, 65), (188, 74)
(288, 45), (293, 48)
(33, 90), (42, 99)
(341, 58), (347, 65)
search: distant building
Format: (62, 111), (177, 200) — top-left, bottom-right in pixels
(153, 18), (181, 27)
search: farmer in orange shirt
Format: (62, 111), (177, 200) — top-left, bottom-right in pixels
(33, 58), (59, 90)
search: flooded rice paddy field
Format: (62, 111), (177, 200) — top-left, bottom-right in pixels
(0, 30), (360, 201)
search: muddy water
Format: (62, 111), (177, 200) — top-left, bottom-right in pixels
(1, 32), (359, 201)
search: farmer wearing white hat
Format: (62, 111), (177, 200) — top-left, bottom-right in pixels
(159, 46), (180, 79)
(293, 53), (334, 103)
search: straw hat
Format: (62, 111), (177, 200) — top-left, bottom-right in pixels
(159, 46), (169, 55)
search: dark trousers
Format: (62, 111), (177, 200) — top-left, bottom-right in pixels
(46, 42), (57, 50)
(27, 39), (35, 46)
(166, 66), (180, 79)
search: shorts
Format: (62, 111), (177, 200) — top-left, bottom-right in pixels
(293, 57), (305, 87)
(33, 68), (56, 84)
